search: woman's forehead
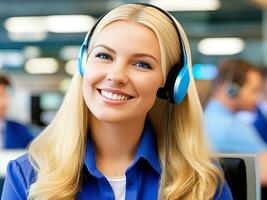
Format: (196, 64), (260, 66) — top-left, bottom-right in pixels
(92, 20), (161, 57)
(95, 20), (157, 41)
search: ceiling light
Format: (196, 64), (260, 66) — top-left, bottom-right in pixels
(4, 15), (95, 34)
(7, 32), (47, 42)
(40, 92), (63, 110)
(198, 38), (245, 55)
(59, 46), (80, 60)
(25, 58), (59, 74)
(22, 46), (42, 59)
(46, 15), (95, 33)
(4, 17), (46, 33)
(65, 59), (77, 75)
(150, 0), (221, 11)
(59, 79), (71, 93)
(0, 51), (25, 68)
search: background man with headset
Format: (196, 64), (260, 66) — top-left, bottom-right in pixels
(0, 74), (33, 149)
(235, 68), (267, 145)
(204, 59), (267, 186)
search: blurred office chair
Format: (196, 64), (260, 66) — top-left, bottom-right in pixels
(218, 154), (260, 200)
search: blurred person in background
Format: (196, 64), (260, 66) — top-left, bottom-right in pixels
(204, 59), (267, 186)
(0, 74), (33, 149)
(236, 68), (267, 144)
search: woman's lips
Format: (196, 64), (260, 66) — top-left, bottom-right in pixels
(97, 88), (134, 105)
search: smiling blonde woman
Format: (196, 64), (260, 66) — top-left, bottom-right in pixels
(1, 3), (232, 200)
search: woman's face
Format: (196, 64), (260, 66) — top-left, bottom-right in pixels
(83, 20), (163, 123)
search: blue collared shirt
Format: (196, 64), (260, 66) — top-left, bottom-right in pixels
(1, 122), (232, 200)
(205, 99), (267, 153)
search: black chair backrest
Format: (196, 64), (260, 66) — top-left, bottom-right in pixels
(218, 153), (261, 200)
(220, 157), (247, 200)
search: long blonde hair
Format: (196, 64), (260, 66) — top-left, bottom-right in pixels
(28, 4), (223, 200)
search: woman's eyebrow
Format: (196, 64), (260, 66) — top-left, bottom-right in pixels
(93, 44), (116, 53)
(93, 44), (160, 63)
(132, 53), (160, 64)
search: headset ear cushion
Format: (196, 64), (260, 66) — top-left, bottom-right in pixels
(226, 83), (240, 97)
(157, 64), (180, 102)
(157, 63), (190, 104)
(173, 64), (190, 104)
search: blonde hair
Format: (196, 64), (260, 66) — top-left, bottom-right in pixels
(28, 4), (223, 200)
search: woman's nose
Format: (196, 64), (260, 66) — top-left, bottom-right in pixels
(106, 63), (129, 85)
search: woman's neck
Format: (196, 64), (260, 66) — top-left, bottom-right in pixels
(90, 116), (146, 177)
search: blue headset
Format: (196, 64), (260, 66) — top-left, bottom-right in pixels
(78, 3), (190, 104)
(226, 83), (240, 97)
(224, 63), (240, 97)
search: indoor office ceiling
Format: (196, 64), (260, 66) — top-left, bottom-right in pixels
(0, 0), (265, 75)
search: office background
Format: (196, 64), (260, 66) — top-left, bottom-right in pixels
(0, 0), (267, 198)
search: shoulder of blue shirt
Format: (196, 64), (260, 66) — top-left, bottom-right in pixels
(1, 154), (36, 199)
(2, 153), (233, 200)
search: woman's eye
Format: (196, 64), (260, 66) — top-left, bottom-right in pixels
(135, 61), (151, 69)
(95, 53), (112, 61)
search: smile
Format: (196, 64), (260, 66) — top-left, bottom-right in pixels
(99, 89), (132, 101)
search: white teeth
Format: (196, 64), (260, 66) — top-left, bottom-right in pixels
(112, 94), (118, 100)
(107, 92), (112, 99)
(118, 95), (124, 100)
(100, 90), (130, 101)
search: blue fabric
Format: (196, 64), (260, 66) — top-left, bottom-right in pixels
(204, 99), (267, 153)
(254, 106), (267, 144)
(3, 120), (33, 149)
(1, 122), (232, 200)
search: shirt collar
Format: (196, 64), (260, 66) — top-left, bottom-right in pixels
(133, 122), (161, 174)
(84, 121), (161, 178)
